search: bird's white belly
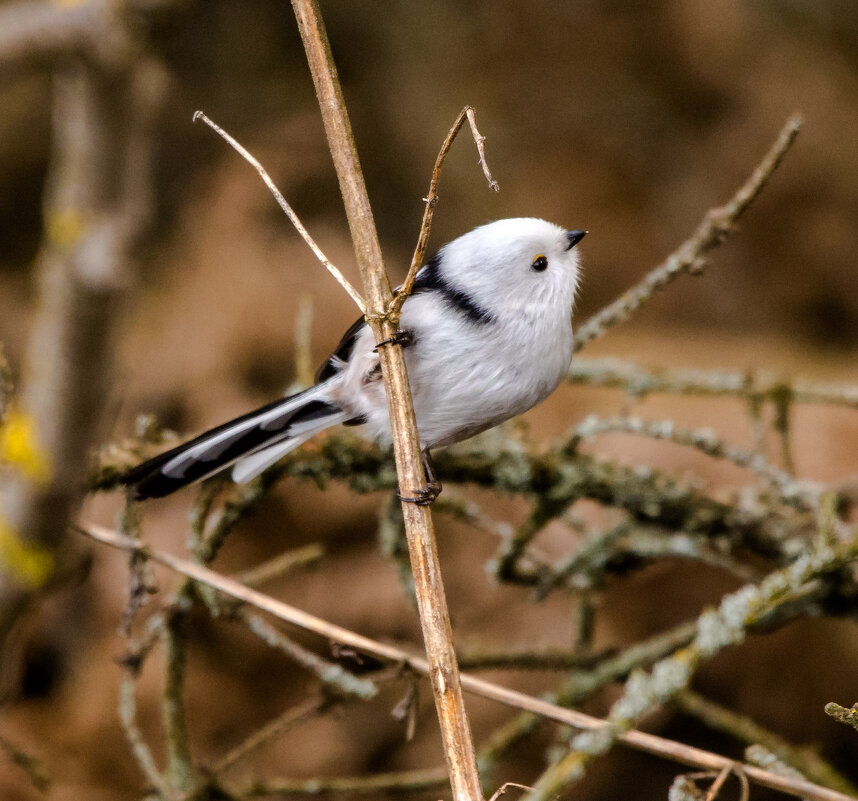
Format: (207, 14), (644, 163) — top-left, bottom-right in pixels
(342, 306), (573, 448)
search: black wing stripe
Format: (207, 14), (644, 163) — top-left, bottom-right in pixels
(412, 253), (493, 324)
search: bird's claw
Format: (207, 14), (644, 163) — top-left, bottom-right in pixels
(373, 330), (413, 352)
(396, 481), (442, 506)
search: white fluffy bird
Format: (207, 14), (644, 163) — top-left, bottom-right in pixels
(124, 218), (586, 501)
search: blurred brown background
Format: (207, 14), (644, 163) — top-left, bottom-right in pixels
(0, 1), (857, 800)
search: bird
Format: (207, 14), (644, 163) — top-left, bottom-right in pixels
(122, 218), (586, 502)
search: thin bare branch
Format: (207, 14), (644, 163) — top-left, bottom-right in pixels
(77, 522), (858, 801)
(466, 107), (500, 192)
(574, 115), (802, 352)
(243, 765), (449, 797)
(192, 111), (366, 312)
(214, 694), (329, 775)
(704, 764), (733, 801)
(231, 543), (324, 588)
(240, 610), (377, 699)
(389, 105), (498, 317)
(288, 3), (482, 799)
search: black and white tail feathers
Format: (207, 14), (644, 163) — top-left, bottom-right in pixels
(122, 385), (350, 500)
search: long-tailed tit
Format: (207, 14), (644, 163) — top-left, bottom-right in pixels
(123, 218), (586, 502)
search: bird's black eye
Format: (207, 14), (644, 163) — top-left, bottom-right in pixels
(531, 254), (548, 272)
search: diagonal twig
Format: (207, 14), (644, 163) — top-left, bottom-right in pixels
(389, 105), (499, 318)
(214, 694), (330, 775)
(574, 114), (802, 352)
(193, 110), (366, 312)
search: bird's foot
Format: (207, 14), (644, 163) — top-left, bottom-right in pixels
(373, 330), (413, 352)
(396, 480), (442, 506)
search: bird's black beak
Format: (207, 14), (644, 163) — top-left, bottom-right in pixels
(565, 230), (588, 250)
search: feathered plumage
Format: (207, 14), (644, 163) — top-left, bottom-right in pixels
(123, 218), (585, 500)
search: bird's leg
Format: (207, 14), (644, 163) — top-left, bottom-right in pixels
(373, 329), (413, 352)
(396, 448), (442, 506)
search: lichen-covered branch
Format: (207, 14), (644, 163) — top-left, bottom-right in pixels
(568, 415), (813, 505)
(93, 430), (817, 570)
(824, 702), (858, 733)
(79, 522), (857, 801)
(677, 690), (857, 795)
(568, 357), (858, 411)
(526, 503), (857, 801)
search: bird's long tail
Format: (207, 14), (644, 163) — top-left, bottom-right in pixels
(122, 386), (350, 500)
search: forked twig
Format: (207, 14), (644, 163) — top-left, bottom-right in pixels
(489, 781), (534, 801)
(389, 105), (499, 317)
(704, 764), (733, 801)
(192, 110), (366, 312)
(77, 522), (857, 801)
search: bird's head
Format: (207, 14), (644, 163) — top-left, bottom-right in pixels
(437, 217), (586, 320)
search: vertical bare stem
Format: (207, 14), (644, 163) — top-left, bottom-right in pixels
(289, 2), (483, 798)
(0, 52), (159, 692)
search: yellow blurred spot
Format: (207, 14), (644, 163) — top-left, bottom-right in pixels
(0, 408), (51, 482)
(54, 0), (89, 8)
(46, 208), (86, 251)
(0, 517), (55, 590)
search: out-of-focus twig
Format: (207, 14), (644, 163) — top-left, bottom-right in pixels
(0, 345), (11, 420)
(574, 115), (802, 352)
(0, 36), (164, 692)
(0, 0), (117, 71)
(214, 694), (330, 776)
(293, 294), (316, 389)
(745, 745), (809, 793)
(242, 765), (450, 797)
(118, 673), (169, 796)
(231, 543), (324, 588)
(240, 610), (378, 700)
(568, 357), (858, 410)
(0, 732), (50, 793)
